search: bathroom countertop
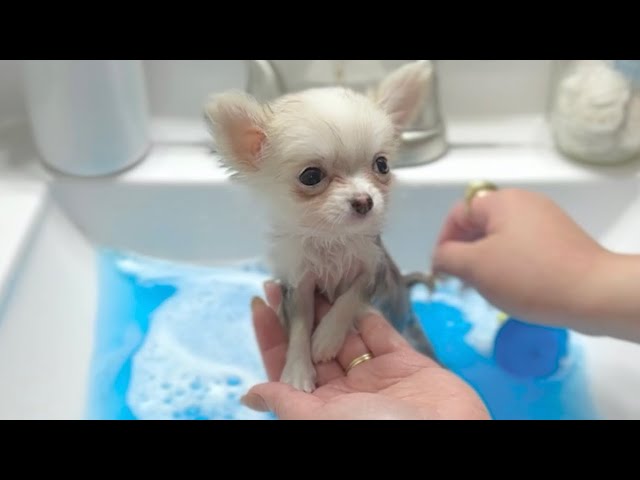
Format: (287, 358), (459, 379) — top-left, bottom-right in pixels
(140, 115), (640, 185)
(1, 116), (639, 302)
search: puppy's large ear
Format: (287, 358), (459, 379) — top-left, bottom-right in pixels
(205, 91), (268, 174)
(374, 60), (434, 131)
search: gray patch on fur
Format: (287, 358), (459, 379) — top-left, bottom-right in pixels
(279, 238), (439, 364)
(369, 236), (439, 362)
(278, 283), (294, 332)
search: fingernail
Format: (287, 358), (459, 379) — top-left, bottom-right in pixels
(240, 393), (269, 412)
(357, 307), (386, 328)
(262, 280), (277, 295)
(362, 306), (384, 318)
(251, 296), (266, 313)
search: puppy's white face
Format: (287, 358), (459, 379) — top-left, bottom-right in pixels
(258, 88), (397, 236)
(205, 61), (433, 237)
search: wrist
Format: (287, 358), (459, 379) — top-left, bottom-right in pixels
(575, 250), (640, 341)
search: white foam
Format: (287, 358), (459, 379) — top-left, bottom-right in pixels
(127, 327), (266, 420)
(121, 254), (273, 420)
(408, 283), (431, 302)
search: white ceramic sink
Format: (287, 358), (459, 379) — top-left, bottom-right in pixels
(1, 139), (640, 419)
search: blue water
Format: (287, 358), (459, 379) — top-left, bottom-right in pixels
(416, 300), (595, 420)
(87, 249), (597, 420)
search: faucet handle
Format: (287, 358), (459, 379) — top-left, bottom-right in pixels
(245, 60), (285, 102)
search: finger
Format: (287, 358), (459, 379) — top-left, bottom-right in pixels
(431, 240), (484, 281)
(337, 309), (418, 371)
(263, 280), (282, 310)
(315, 361), (345, 386)
(336, 331), (371, 372)
(436, 201), (488, 246)
(436, 202), (477, 246)
(251, 297), (287, 382)
(358, 310), (414, 357)
(242, 382), (324, 419)
(432, 190), (502, 280)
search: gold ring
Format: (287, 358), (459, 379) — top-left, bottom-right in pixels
(464, 180), (498, 215)
(345, 353), (373, 374)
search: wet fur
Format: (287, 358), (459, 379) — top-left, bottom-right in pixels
(205, 61), (438, 392)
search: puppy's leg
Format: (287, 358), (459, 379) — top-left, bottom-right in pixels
(279, 275), (317, 392)
(312, 276), (367, 364)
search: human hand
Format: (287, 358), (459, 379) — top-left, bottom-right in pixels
(241, 282), (490, 420)
(432, 187), (625, 336)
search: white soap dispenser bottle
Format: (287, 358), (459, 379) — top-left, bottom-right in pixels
(23, 60), (151, 177)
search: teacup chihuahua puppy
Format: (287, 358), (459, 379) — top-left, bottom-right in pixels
(206, 61), (437, 392)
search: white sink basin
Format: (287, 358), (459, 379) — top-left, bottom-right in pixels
(1, 142), (640, 420)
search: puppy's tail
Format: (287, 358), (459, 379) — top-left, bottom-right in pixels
(403, 271), (439, 294)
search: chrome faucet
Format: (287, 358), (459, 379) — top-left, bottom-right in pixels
(244, 60), (448, 167)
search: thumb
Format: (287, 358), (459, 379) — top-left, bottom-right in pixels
(432, 240), (482, 281)
(241, 382), (323, 420)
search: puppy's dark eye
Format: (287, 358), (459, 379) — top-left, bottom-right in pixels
(374, 156), (389, 174)
(299, 167), (325, 186)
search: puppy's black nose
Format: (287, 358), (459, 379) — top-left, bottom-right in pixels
(350, 194), (373, 215)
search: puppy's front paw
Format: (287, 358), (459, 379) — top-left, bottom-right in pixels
(280, 358), (317, 393)
(312, 321), (347, 364)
